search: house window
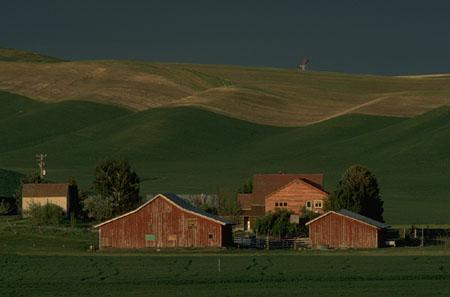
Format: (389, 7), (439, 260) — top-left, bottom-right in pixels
(314, 200), (323, 208)
(275, 202), (279, 207)
(208, 233), (214, 239)
(283, 202), (287, 207)
(306, 201), (312, 209)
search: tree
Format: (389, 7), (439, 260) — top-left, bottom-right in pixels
(0, 200), (12, 215)
(254, 209), (299, 238)
(84, 159), (140, 220)
(217, 186), (240, 218)
(82, 194), (114, 221)
(237, 179), (253, 194)
(325, 165), (384, 222)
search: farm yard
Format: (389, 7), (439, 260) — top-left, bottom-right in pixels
(1, 217), (450, 297)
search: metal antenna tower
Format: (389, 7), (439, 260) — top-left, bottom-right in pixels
(35, 153), (47, 179)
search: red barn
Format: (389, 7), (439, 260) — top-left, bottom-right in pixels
(306, 209), (389, 249)
(94, 193), (234, 249)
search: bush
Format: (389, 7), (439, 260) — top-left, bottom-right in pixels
(255, 209), (299, 238)
(0, 199), (12, 215)
(82, 194), (114, 221)
(25, 202), (64, 226)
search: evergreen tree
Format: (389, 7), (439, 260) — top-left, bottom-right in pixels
(325, 165), (384, 222)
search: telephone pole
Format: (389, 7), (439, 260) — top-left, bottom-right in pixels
(35, 153), (47, 179)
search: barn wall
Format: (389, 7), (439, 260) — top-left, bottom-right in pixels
(98, 197), (227, 249)
(265, 181), (328, 215)
(308, 213), (380, 249)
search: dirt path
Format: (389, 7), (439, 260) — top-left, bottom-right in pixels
(308, 94), (399, 125)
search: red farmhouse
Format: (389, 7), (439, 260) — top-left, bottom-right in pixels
(94, 193), (234, 249)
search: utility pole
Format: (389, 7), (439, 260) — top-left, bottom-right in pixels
(35, 153), (47, 179)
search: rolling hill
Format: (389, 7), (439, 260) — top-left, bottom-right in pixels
(0, 51), (449, 126)
(0, 48), (64, 63)
(0, 91), (449, 224)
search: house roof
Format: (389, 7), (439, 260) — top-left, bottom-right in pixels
(306, 209), (389, 229)
(252, 173), (323, 205)
(22, 183), (70, 197)
(237, 193), (252, 210)
(94, 193), (234, 228)
(265, 178), (328, 200)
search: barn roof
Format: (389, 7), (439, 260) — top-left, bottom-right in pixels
(94, 193), (233, 228)
(306, 209), (389, 229)
(161, 193), (234, 225)
(22, 183), (70, 197)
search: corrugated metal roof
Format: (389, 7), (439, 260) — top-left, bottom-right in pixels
(22, 183), (70, 197)
(337, 209), (389, 229)
(306, 209), (389, 229)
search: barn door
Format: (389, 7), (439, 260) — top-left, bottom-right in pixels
(187, 218), (197, 247)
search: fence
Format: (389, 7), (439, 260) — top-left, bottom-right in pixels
(389, 227), (450, 247)
(233, 236), (310, 250)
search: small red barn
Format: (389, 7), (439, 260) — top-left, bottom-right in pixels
(94, 193), (234, 249)
(306, 209), (389, 249)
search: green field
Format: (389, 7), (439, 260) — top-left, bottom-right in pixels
(1, 218), (450, 297)
(1, 91), (450, 223)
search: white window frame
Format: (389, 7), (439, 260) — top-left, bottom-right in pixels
(314, 200), (323, 209)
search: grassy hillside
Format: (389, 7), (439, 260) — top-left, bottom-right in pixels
(0, 58), (449, 126)
(0, 168), (22, 197)
(0, 91), (449, 224)
(0, 48), (64, 62)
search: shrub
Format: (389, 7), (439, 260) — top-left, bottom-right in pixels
(26, 202), (64, 226)
(255, 209), (299, 238)
(0, 200), (11, 215)
(82, 194), (114, 221)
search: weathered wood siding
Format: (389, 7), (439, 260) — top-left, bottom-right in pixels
(308, 212), (380, 249)
(265, 181), (328, 215)
(98, 197), (228, 249)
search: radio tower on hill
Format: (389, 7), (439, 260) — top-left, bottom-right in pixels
(36, 153), (47, 179)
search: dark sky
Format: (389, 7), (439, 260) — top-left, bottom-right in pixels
(1, 0), (450, 75)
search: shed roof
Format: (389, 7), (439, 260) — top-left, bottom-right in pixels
(306, 209), (389, 229)
(94, 193), (234, 228)
(22, 183), (70, 197)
